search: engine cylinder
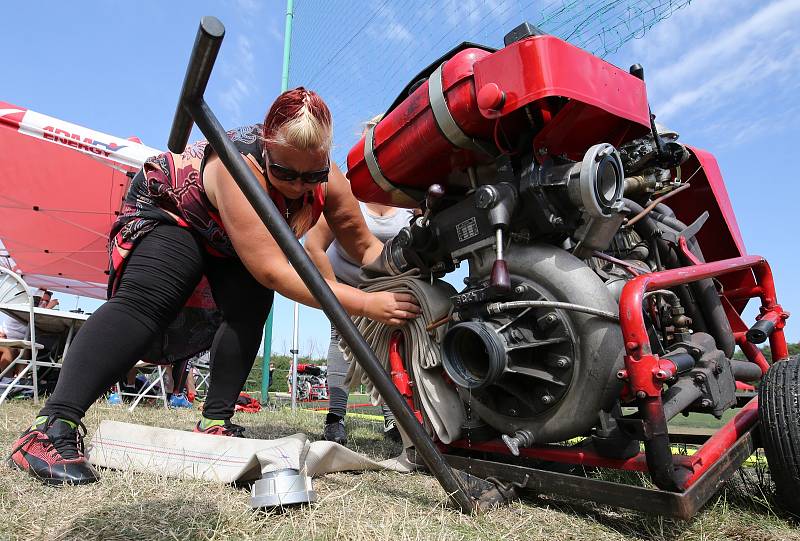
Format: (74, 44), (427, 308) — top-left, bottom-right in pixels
(441, 321), (507, 390)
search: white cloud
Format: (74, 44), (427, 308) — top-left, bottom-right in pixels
(218, 35), (257, 125)
(650, 0), (800, 91)
(619, 0), (800, 146)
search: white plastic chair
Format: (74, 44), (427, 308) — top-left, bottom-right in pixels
(192, 351), (211, 396)
(114, 361), (169, 411)
(0, 267), (46, 405)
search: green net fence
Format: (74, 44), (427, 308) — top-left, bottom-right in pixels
(288, 0), (691, 165)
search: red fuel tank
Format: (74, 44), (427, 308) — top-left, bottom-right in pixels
(346, 47), (496, 207)
(347, 36), (651, 207)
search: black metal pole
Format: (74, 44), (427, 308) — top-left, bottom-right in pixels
(169, 17), (475, 513)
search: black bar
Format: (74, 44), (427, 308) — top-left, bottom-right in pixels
(188, 99), (474, 512)
(168, 16), (225, 153)
(169, 17), (475, 513)
(746, 319), (775, 344)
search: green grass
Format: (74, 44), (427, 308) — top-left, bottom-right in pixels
(2, 400), (799, 540)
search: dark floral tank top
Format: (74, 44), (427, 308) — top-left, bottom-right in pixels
(108, 124), (326, 298)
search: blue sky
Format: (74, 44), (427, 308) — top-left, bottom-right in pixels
(1, 0), (797, 355)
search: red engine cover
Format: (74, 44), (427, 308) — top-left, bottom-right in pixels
(347, 36), (653, 207)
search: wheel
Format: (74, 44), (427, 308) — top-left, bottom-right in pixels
(759, 355), (800, 515)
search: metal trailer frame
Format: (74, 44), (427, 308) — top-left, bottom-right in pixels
(435, 255), (788, 518)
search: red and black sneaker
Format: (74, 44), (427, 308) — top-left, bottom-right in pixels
(8, 416), (100, 485)
(193, 420), (246, 437)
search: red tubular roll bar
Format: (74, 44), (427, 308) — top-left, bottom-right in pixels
(435, 255), (788, 497)
(619, 254), (788, 490)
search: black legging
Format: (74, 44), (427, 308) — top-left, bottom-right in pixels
(39, 225), (273, 424)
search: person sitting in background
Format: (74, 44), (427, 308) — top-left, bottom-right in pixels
(36, 289), (59, 310)
(305, 114), (413, 445)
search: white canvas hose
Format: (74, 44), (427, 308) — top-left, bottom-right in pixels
(340, 271), (466, 444)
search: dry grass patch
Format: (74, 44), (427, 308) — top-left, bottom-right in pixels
(0, 400), (797, 540)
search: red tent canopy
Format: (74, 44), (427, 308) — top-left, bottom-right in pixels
(0, 101), (160, 298)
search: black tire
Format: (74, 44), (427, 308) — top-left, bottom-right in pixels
(759, 355), (800, 515)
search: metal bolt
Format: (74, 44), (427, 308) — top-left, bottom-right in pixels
(554, 357), (570, 368)
(700, 399), (712, 408)
(541, 395), (554, 405)
(655, 370), (669, 380)
(626, 341), (639, 351)
(693, 373), (706, 383)
(636, 391), (647, 399)
(514, 285), (525, 295)
(616, 370), (628, 380)
(508, 408), (518, 416)
(538, 147), (548, 156)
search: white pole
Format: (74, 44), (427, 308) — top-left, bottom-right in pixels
(290, 300), (299, 413)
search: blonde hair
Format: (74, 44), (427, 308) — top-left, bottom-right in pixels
(262, 87), (333, 237)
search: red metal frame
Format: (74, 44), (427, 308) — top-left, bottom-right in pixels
(409, 255), (788, 492)
(388, 331), (423, 423)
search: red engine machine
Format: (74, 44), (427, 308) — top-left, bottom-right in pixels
(346, 23), (794, 518)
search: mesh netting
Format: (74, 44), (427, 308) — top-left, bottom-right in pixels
(288, 0), (691, 163)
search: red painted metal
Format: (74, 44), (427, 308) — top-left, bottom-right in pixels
(735, 381), (756, 392)
(683, 397), (759, 487)
(619, 255), (786, 396)
(347, 47), (495, 206)
(667, 149), (754, 311)
(445, 437), (698, 472)
(348, 34), (652, 204)
(472, 36), (650, 126)
(388, 331), (423, 424)
(447, 438), (647, 471)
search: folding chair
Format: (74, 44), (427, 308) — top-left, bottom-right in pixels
(114, 361), (169, 411)
(192, 351), (211, 396)
(0, 267), (47, 405)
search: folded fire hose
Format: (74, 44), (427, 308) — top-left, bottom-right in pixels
(86, 273), (466, 507)
(341, 270), (466, 445)
(88, 421), (415, 507)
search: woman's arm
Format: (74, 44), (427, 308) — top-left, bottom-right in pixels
(322, 163), (384, 266)
(205, 156), (419, 325)
(303, 215), (336, 281)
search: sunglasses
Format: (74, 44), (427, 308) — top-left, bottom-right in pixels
(266, 152), (330, 184)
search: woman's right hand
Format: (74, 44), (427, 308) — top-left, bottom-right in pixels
(363, 291), (421, 326)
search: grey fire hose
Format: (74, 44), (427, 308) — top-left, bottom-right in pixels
(341, 271), (467, 445)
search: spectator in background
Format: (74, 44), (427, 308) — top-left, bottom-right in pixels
(305, 114), (413, 445)
(36, 289), (59, 310)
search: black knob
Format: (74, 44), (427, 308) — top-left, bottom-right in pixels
(425, 184), (445, 212)
(746, 319), (776, 344)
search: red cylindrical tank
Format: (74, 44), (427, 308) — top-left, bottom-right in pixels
(346, 47), (496, 207)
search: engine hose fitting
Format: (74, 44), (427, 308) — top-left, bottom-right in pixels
(501, 429), (535, 456)
(442, 321), (507, 390)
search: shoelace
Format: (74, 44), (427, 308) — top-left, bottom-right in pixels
(7, 420), (87, 461)
(45, 421), (88, 460)
(223, 423), (246, 437)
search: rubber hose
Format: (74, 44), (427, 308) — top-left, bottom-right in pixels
(649, 207), (735, 358)
(623, 199), (709, 335)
